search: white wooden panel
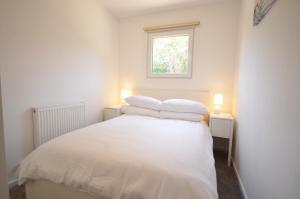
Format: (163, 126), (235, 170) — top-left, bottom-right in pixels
(133, 88), (211, 107)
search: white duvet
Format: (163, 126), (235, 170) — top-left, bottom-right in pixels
(18, 115), (218, 199)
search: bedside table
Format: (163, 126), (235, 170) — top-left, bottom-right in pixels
(209, 113), (234, 166)
(103, 105), (122, 121)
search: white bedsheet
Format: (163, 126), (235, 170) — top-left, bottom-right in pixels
(18, 115), (218, 199)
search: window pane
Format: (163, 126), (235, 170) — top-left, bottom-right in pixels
(152, 35), (189, 74)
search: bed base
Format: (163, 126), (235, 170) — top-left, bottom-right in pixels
(26, 180), (109, 199)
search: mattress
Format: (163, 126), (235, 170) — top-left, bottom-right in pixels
(18, 115), (218, 199)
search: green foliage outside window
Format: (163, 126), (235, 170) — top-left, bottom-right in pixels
(152, 35), (189, 74)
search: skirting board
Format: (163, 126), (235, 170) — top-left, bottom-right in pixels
(232, 161), (248, 199)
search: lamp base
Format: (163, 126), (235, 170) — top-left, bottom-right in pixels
(214, 106), (221, 114)
(214, 110), (221, 114)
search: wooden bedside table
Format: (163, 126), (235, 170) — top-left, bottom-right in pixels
(209, 113), (234, 166)
(103, 105), (122, 121)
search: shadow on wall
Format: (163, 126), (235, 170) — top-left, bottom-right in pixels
(6, 109), (35, 179)
(20, 109), (34, 156)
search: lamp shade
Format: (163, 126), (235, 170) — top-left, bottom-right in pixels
(214, 93), (224, 106)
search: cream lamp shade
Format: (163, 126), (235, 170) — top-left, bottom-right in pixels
(213, 93), (224, 114)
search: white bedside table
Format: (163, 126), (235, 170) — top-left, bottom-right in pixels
(209, 113), (234, 166)
(103, 105), (122, 121)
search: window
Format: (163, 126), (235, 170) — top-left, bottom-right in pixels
(147, 29), (194, 78)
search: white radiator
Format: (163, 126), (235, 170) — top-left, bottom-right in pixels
(33, 103), (86, 148)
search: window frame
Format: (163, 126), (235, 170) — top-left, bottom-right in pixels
(147, 28), (194, 78)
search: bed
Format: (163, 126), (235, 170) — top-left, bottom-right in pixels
(18, 114), (217, 199)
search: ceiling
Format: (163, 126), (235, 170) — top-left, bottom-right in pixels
(99, 0), (227, 18)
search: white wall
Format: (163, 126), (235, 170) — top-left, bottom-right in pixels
(0, 0), (120, 182)
(119, 0), (240, 112)
(0, 79), (9, 199)
(234, 0), (300, 199)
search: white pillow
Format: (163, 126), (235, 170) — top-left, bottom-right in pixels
(125, 96), (161, 110)
(121, 105), (160, 118)
(160, 99), (208, 114)
(160, 111), (204, 122)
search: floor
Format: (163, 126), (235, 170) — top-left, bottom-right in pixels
(214, 151), (243, 199)
(9, 151), (243, 199)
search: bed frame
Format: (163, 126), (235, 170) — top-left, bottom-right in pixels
(25, 89), (211, 199)
(26, 180), (109, 199)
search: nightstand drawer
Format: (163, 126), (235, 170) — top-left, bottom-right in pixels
(103, 108), (121, 121)
(210, 119), (231, 138)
